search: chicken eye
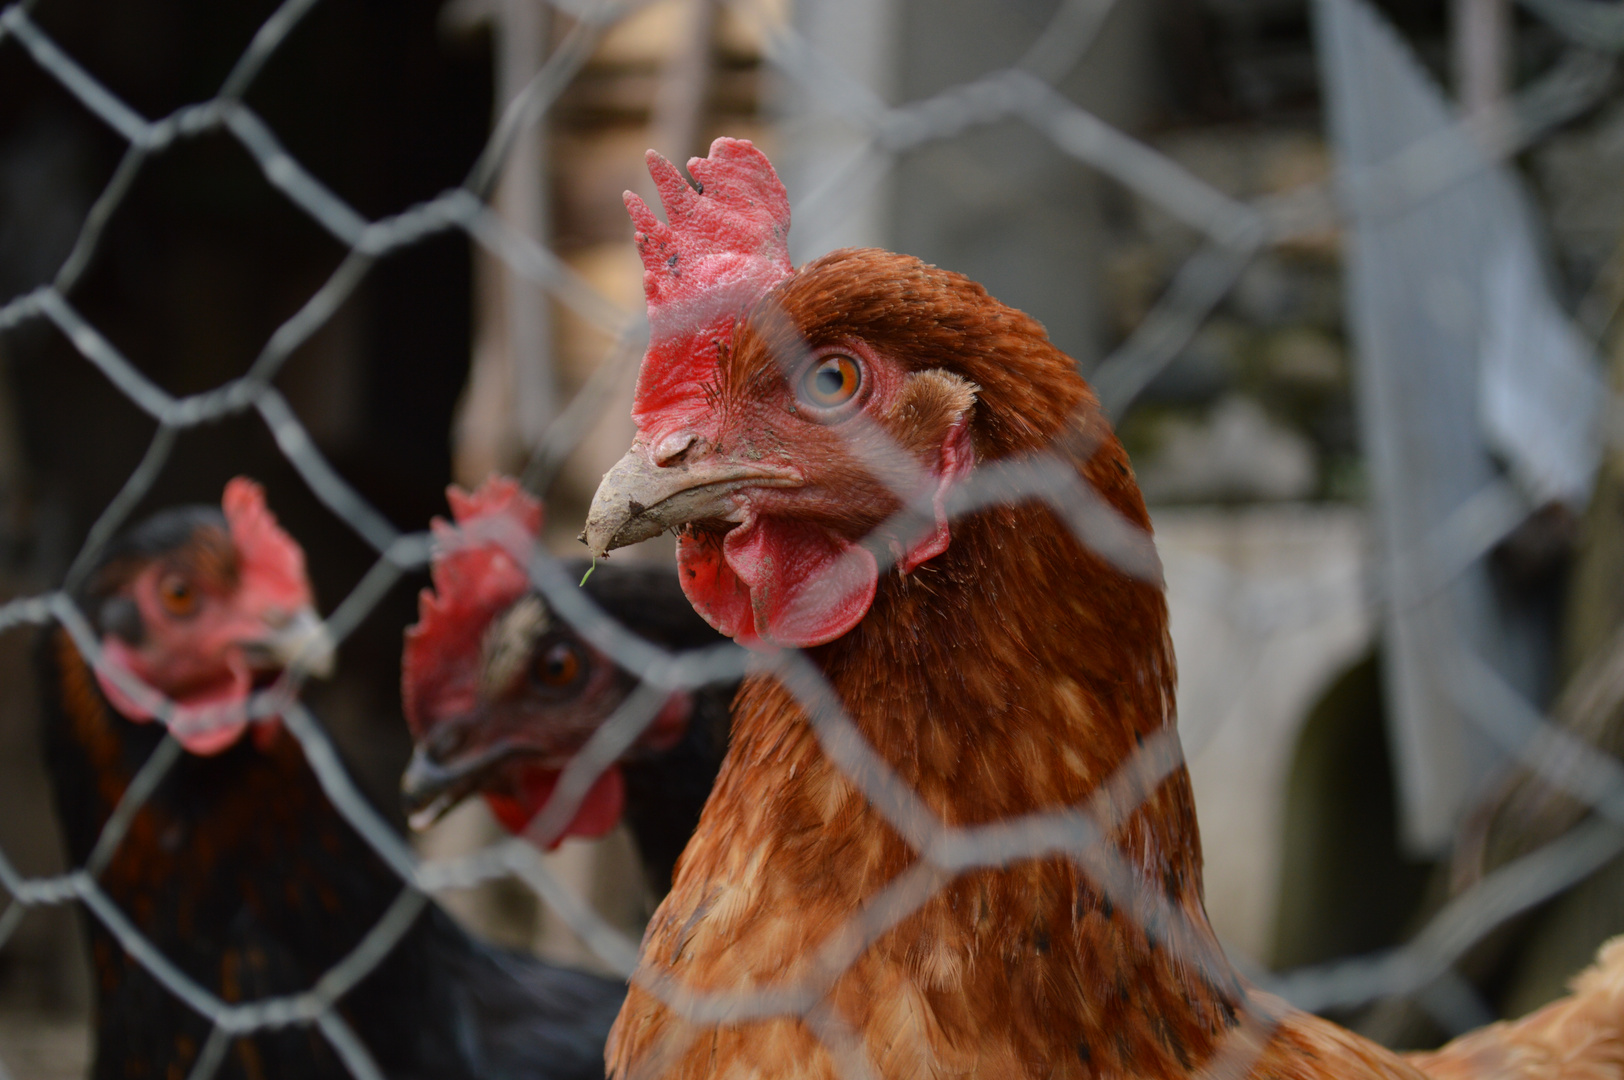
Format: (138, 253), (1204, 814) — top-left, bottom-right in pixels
(158, 575), (198, 618)
(531, 642), (583, 689)
(799, 354), (861, 411)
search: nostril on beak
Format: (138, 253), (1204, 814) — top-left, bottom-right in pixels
(428, 723), (468, 761)
(654, 432), (701, 468)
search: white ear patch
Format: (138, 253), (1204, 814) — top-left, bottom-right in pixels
(480, 594), (550, 698)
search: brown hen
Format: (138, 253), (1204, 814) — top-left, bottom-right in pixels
(581, 138), (1624, 1080)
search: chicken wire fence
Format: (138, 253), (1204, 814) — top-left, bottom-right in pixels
(0, 0), (1621, 1077)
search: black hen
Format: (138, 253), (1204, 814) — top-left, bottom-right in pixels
(399, 477), (738, 896)
(38, 479), (624, 1080)
(584, 560), (735, 892)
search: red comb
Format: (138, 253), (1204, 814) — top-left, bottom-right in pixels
(445, 473), (544, 537)
(624, 138), (792, 423)
(223, 477), (311, 611)
(402, 476), (544, 736)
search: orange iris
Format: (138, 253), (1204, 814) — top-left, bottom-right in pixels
(158, 575), (197, 617)
(532, 641), (582, 688)
(801, 354), (861, 409)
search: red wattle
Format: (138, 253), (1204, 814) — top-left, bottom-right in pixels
(677, 517), (878, 649)
(677, 533), (759, 647)
(730, 519), (877, 648)
(670, 420), (975, 650)
(483, 790), (535, 835)
(563, 764), (626, 840)
(94, 640), (254, 756)
(483, 764), (627, 848)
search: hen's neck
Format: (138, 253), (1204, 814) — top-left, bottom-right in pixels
(629, 416), (1248, 1079)
(810, 411), (1197, 881)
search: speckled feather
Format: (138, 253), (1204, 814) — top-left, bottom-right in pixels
(1406, 940), (1624, 1080)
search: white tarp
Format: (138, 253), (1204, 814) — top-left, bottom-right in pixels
(1314, 0), (1602, 851)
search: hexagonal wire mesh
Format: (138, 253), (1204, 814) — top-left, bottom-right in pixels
(2, 0), (1623, 1077)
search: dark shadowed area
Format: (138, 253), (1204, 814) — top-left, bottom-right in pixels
(0, 0), (490, 1036)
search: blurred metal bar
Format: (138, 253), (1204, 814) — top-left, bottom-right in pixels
(500, 0), (555, 451)
(454, 0), (555, 485)
(776, 0), (900, 257)
(1455, 0), (1511, 116)
(649, 0), (718, 166)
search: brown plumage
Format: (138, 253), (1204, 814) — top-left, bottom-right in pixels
(1411, 940), (1624, 1080)
(582, 139), (1624, 1080)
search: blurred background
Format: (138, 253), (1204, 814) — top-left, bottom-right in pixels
(2, 0), (1622, 1075)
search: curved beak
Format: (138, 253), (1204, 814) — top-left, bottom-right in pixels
(243, 606), (336, 679)
(401, 737), (517, 831)
(580, 438), (798, 557)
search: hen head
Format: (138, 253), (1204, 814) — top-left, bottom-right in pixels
(84, 477), (333, 755)
(400, 476), (689, 843)
(583, 138), (1085, 648)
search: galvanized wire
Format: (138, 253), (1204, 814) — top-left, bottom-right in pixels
(0, 0), (1622, 1076)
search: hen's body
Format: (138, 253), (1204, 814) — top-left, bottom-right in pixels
(573, 561), (733, 892)
(585, 150), (1624, 1080)
(41, 629), (622, 1080)
(606, 384), (1371, 1080)
(38, 492), (626, 1080)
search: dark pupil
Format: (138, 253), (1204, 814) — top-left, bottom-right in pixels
(814, 364), (843, 396)
(541, 645), (576, 683)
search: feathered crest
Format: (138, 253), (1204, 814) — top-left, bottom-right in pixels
(623, 138), (793, 421)
(402, 476), (543, 735)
